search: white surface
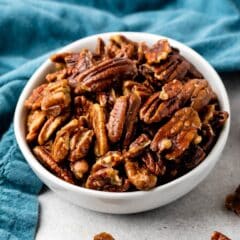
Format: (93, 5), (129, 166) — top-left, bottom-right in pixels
(14, 32), (230, 214)
(37, 73), (239, 239)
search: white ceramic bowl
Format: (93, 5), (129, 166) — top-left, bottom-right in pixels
(14, 32), (230, 214)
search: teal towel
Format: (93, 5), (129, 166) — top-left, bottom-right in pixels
(0, 0), (239, 239)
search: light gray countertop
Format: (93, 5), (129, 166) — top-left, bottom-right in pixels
(36, 72), (240, 240)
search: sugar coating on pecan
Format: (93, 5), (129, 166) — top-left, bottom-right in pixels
(225, 185), (240, 216)
(151, 107), (201, 160)
(25, 34), (228, 192)
(211, 231), (231, 240)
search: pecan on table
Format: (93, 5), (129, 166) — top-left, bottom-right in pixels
(151, 107), (202, 161)
(94, 232), (115, 240)
(33, 146), (74, 184)
(70, 58), (137, 94)
(125, 160), (157, 190)
(225, 185), (240, 216)
(211, 231), (231, 240)
(90, 104), (109, 157)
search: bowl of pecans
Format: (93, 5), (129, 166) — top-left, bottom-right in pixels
(14, 32), (230, 214)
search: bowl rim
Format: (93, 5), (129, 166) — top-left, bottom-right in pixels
(14, 31), (230, 199)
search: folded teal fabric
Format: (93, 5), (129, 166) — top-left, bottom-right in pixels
(0, 0), (239, 239)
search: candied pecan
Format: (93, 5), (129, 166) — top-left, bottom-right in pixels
(74, 95), (93, 118)
(46, 68), (69, 82)
(210, 111), (229, 132)
(125, 160), (157, 190)
(107, 35), (138, 59)
(140, 80), (184, 124)
(91, 104), (109, 157)
(38, 112), (69, 145)
(86, 168), (129, 192)
(94, 232), (115, 240)
(123, 93), (141, 147)
(183, 79), (216, 111)
(95, 38), (106, 59)
(51, 119), (79, 162)
(107, 96), (128, 143)
(151, 107), (201, 161)
(183, 145), (206, 169)
(91, 151), (123, 173)
(33, 146), (74, 184)
(41, 80), (71, 116)
(70, 58), (137, 94)
(200, 123), (215, 152)
(69, 129), (94, 162)
(123, 80), (153, 100)
(145, 39), (172, 64)
(124, 134), (151, 158)
(70, 159), (89, 179)
(26, 110), (46, 142)
(141, 151), (166, 176)
(24, 84), (48, 110)
(211, 231), (231, 240)
(225, 185), (240, 216)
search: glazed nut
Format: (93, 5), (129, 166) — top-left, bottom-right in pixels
(33, 146), (74, 184)
(70, 160), (89, 179)
(72, 58), (137, 94)
(94, 232), (115, 240)
(225, 185), (240, 216)
(41, 79), (71, 116)
(151, 107), (201, 160)
(125, 161), (157, 190)
(211, 231), (231, 240)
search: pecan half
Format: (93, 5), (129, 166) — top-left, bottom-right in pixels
(70, 159), (89, 179)
(225, 185), (240, 216)
(74, 95), (93, 118)
(184, 79), (216, 111)
(94, 232), (115, 240)
(145, 39), (172, 64)
(107, 96), (128, 143)
(124, 134), (151, 158)
(41, 80), (71, 116)
(24, 84), (48, 110)
(90, 104), (109, 157)
(85, 168), (129, 192)
(71, 58), (137, 94)
(26, 110), (46, 142)
(141, 151), (166, 176)
(33, 146), (74, 184)
(151, 107), (201, 161)
(38, 112), (69, 145)
(69, 129), (94, 162)
(211, 231), (231, 240)
(91, 151), (123, 173)
(140, 80), (184, 124)
(125, 160), (157, 190)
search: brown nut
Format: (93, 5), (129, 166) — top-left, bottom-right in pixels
(26, 110), (46, 143)
(145, 39), (172, 64)
(71, 58), (137, 94)
(70, 159), (89, 179)
(151, 107), (201, 161)
(211, 231), (231, 240)
(125, 160), (157, 190)
(124, 134), (151, 158)
(141, 151), (166, 176)
(33, 146), (74, 184)
(24, 83), (48, 110)
(140, 80), (184, 124)
(107, 96), (128, 143)
(225, 185), (240, 216)
(94, 232), (115, 240)
(85, 168), (129, 192)
(38, 112), (69, 145)
(69, 129), (94, 162)
(90, 104), (109, 157)
(91, 151), (123, 173)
